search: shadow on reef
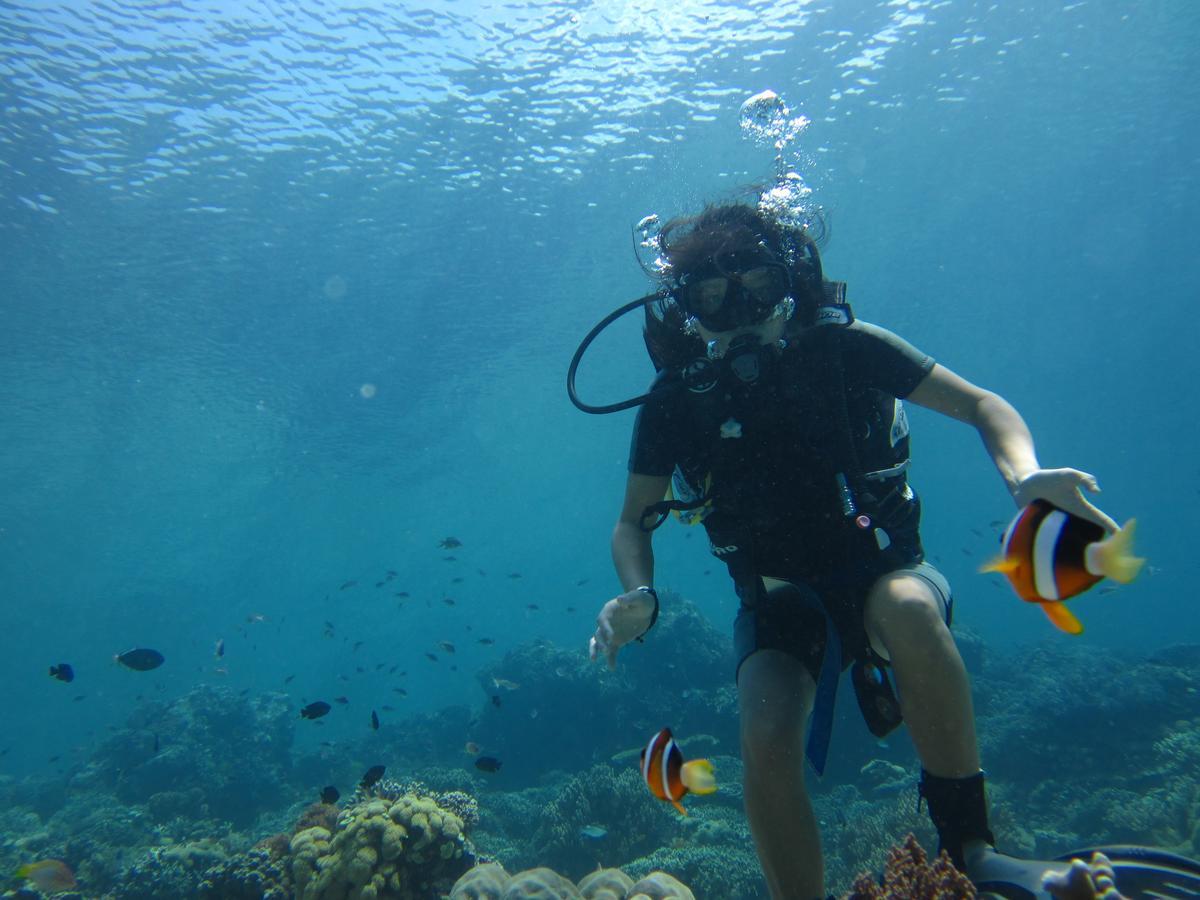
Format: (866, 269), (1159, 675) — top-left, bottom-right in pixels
(1, 594), (1198, 899)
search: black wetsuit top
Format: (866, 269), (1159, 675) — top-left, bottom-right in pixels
(629, 320), (936, 586)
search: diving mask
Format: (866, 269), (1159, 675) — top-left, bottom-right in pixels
(675, 253), (794, 332)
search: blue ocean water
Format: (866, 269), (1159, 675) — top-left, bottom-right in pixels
(1, 0), (1197, 810)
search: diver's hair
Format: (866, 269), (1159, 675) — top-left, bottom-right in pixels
(656, 198), (828, 323)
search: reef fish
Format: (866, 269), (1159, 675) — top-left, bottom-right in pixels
(640, 727), (717, 815)
(439, 537), (462, 549)
(370, 710), (379, 730)
(320, 785), (339, 804)
(982, 500), (1144, 635)
(474, 756), (502, 773)
(48, 663), (74, 683)
(115, 648), (165, 671)
(360, 765), (385, 789)
(15, 859), (76, 892)
(300, 701), (332, 720)
(579, 824), (608, 840)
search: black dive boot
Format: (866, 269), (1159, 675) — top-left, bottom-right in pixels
(920, 769), (1070, 899)
(917, 769), (995, 870)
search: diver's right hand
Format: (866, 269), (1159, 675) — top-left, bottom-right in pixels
(589, 589), (656, 670)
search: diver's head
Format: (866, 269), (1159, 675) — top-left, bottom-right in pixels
(658, 202), (826, 334)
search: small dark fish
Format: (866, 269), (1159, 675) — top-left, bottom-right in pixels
(385, 570), (397, 578)
(360, 764), (385, 789)
(442, 597), (455, 606)
(214, 638), (225, 658)
(439, 537), (463, 549)
(352, 641), (364, 652)
(334, 696), (349, 704)
(370, 710), (379, 730)
(374, 581), (385, 588)
(451, 576), (464, 584)
(438, 641), (456, 653)
(474, 756), (502, 773)
(477, 637), (494, 645)
(526, 603), (539, 611)
(49, 663), (74, 683)
(320, 785), (340, 804)
(388, 664), (399, 673)
(425, 653), (438, 662)
(394, 591), (409, 598)
(72, 694), (85, 701)
(566, 606), (577, 613)
(508, 573), (522, 579)
(284, 674), (295, 684)
(340, 580), (357, 590)
(115, 648), (165, 671)
(393, 687), (408, 697)
(300, 701), (332, 719)
(490, 694), (502, 708)
(575, 578), (590, 586)
(443, 555), (458, 562)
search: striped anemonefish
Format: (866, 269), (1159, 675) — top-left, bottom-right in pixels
(982, 499), (1144, 635)
(639, 727), (717, 815)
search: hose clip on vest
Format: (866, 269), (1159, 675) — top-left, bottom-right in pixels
(633, 585), (659, 643)
(835, 472), (857, 518)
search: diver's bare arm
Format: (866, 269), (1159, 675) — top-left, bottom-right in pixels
(611, 473), (670, 589)
(908, 365), (1118, 529)
(906, 364), (1040, 495)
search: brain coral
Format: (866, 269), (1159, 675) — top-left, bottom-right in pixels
(289, 791), (473, 899)
(450, 864), (694, 900)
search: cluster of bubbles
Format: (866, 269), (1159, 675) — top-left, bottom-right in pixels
(631, 90), (819, 279)
(633, 213), (670, 281)
(738, 89), (810, 154)
(739, 90), (819, 239)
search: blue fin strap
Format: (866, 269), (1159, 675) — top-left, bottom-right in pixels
(801, 593), (842, 777)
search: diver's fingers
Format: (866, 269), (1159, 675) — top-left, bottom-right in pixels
(589, 635), (599, 662)
(596, 612), (614, 645)
(1074, 498), (1119, 533)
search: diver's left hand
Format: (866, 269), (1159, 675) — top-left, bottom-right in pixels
(1012, 468), (1119, 533)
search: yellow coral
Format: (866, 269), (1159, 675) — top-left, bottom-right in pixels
(288, 790), (469, 899)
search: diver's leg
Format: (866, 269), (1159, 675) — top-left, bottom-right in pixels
(864, 571), (994, 867)
(738, 648), (824, 900)
(863, 570), (980, 777)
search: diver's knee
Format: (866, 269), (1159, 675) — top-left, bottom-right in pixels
(866, 577), (946, 648)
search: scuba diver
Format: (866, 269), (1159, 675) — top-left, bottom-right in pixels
(568, 200), (1200, 899)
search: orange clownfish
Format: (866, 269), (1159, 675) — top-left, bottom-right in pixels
(982, 499), (1144, 635)
(639, 727), (717, 815)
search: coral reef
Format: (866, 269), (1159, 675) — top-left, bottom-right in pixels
(448, 862), (694, 900)
(288, 790), (474, 898)
(460, 596), (737, 787)
(842, 833), (976, 899)
(621, 841), (761, 900)
(529, 764), (677, 880)
(70, 684), (293, 827)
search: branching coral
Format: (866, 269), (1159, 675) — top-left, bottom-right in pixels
(842, 833), (975, 899)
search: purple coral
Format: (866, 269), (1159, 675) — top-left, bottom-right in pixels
(843, 833), (976, 900)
